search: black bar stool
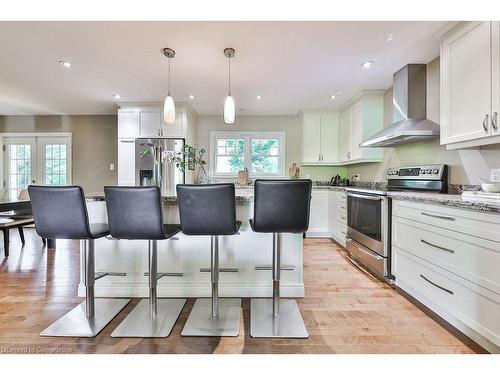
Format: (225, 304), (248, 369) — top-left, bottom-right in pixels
(28, 185), (130, 337)
(104, 186), (186, 338)
(249, 179), (312, 338)
(176, 183), (241, 337)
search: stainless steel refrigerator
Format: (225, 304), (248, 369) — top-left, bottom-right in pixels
(135, 138), (185, 195)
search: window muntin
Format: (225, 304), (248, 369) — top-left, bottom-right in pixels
(211, 132), (284, 177)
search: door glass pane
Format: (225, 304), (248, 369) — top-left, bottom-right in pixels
(7, 144), (32, 200)
(45, 144), (68, 186)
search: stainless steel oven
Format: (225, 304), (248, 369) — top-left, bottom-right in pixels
(346, 189), (389, 278)
(344, 164), (448, 281)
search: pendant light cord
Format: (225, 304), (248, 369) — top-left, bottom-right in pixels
(168, 57), (171, 96)
(228, 55), (231, 96)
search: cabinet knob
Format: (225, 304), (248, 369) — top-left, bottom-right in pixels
(483, 114), (489, 132)
(492, 112), (498, 131)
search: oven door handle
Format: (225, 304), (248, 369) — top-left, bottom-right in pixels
(347, 193), (382, 201)
(346, 237), (383, 260)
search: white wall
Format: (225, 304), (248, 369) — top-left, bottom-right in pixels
(347, 58), (500, 185)
(195, 115), (347, 181)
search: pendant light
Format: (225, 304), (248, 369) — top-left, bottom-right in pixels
(162, 47), (176, 124)
(223, 48), (236, 125)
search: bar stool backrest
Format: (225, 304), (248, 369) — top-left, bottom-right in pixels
(176, 184), (238, 235)
(28, 185), (93, 239)
(104, 186), (165, 240)
(252, 179), (312, 233)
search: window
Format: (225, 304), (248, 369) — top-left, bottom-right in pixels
(3, 134), (72, 200)
(210, 131), (285, 178)
(45, 144), (68, 186)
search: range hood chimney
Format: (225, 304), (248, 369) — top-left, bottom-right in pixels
(360, 64), (440, 148)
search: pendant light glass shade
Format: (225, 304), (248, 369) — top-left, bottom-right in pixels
(163, 94), (176, 124)
(224, 94), (235, 125)
(223, 48), (236, 125)
(162, 47), (176, 125)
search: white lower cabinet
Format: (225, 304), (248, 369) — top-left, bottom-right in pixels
(329, 190), (347, 246)
(392, 200), (500, 353)
(306, 190), (330, 237)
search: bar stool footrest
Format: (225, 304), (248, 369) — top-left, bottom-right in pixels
(144, 272), (183, 280)
(250, 299), (308, 338)
(94, 272), (127, 281)
(181, 298), (241, 337)
(111, 298), (186, 338)
(199, 267), (238, 273)
(40, 298), (130, 337)
(254, 265), (295, 271)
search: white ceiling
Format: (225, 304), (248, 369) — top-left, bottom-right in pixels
(0, 21), (449, 116)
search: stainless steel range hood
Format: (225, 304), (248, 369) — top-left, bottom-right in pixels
(360, 64), (440, 148)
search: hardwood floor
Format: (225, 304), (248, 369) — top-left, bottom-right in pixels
(0, 230), (486, 354)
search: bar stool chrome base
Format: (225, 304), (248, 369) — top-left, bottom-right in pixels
(181, 298), (241, 337)
(40, 298), (129, 337)
(250, 299), (308, 338)
(111, 298), (186, 337)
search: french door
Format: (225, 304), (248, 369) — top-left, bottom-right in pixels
(3, 135), (72, 200)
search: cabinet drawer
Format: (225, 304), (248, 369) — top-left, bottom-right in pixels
(337, 210), (347, 224)
(336, 200), (347, 212)
(394, 247), (500, 348)
(393, 216), (500, 294)
(392, 200), (500, 243)
(337, 221), (347, 237)
(336, 192), (347, 202)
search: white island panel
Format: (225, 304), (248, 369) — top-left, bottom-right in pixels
(79, 198), (305, 298)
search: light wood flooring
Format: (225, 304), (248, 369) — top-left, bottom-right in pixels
(0, 230), (486, 354)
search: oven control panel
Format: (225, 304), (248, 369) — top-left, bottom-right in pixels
(386, 164), (447, 180)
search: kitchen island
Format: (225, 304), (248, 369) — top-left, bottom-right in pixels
(81, 189), (305, 298)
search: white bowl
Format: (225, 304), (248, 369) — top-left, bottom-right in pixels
(482, 182), (500, 193)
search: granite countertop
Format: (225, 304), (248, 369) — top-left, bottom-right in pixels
(387, 191), (500, 214)
(85, 193), (254, 203)
(86, 185), (348, 203)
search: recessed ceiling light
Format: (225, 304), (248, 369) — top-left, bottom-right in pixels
(188, 94), (195, 100)
(361, 60), (374, 69)
(59, 60), (72, 68)
(386, 33), (396, 42)
(331, 91), (341, 99)
(256, 95), (262, 100)
(113, 94), (121, 100)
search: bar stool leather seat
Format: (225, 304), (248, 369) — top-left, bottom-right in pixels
(28, 185), (130, 338)
(249, 179), (312, 339)
(177, 183), (241, 337)
(104, 186), (186, 338)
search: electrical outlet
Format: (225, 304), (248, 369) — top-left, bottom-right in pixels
(491, 168), (500, 182)
(110, 163), (115, 171)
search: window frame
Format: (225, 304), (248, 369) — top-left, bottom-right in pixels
(209, 131), (286, 179)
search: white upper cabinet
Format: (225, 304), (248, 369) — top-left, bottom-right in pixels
(339, 91), (384, 164)
(301, 111), (340, 165)
(117, 103), (189, 139)
(320, 114), (341, 163)
(139, 111), (162, 137)
(441, 21), (500, 149)
(117, 110), (139, 138)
